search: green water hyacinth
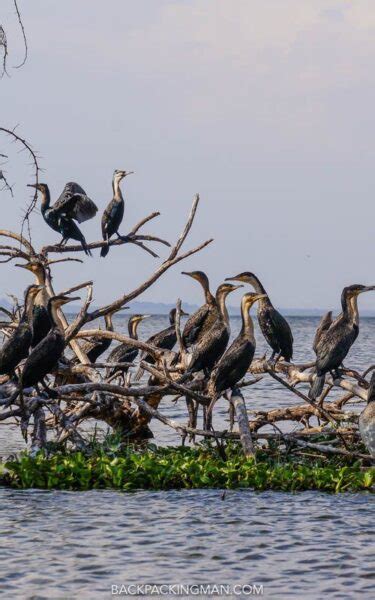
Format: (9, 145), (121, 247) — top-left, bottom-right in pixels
(1, 445), (374, 493)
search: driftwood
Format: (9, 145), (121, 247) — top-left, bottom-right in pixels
(0, 178), (373, 465)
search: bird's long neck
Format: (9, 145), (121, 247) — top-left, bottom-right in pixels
(112, 177), (124, 202)
(169, 310), (176, 326)
(342, 293), (359, 326)
(249, 276), (270, 310)
(128, 319), (139, 339)
(40, 187), (51, 212)
(216, 291), (230, 324)
(34, 267), (46, 286)
(241, 302), (255, 341)
(104, 313), (114, 332)
(204, 284), (215, 305)
(48, 303), (64, 332)
(24, 291), (36, 323)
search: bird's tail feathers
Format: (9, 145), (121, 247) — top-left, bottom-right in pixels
(100, 243), (109, 258)
(309, 373), (325, 400)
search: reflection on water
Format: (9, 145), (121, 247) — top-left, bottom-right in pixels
(0, 316), (374, 598)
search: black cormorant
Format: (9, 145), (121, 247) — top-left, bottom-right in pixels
(20, 294), (80, 388)
(359, 371), (375, 457)
(100, 169), (134, 257)
(188, 283), (241, 373)
(0, 285), (43, 377)
(207, 291), (266, 420)
(309, 284), (375, 400)
(73, 311), (117, 364)
(15, 260), (51, 347)
(135, 307), (189, 380)
(181, 271), (217, 347)
(28, 182), (97, 256)
(106, 314), (149, 379)
(226, 272), (293, 362)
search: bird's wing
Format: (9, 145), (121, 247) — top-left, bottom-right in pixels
(313, 311), (333, 353)
(53, 182), (98, 223)
(268, 308), (294, 357)
(316, 321), (357, 372)
(182, 305), (210, 346)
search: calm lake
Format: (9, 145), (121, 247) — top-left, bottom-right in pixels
(0, 315), (374, 598)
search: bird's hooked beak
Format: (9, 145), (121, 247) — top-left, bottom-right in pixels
(225, 275), (247, 284)
(227, 284), (243, 292)
(58, 295), (80, 306)
(361, 286), (375, 293)
(181, 271), (202, 283)
(15, 262), (33, 271)
(27, 183), (38, 190)
(180, 309), (189, 316)
(117, 170), (134, 178)
(140, 314), (151, 320)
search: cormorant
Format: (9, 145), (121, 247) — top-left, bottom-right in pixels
(20, 294), (80, 388)
(207, 291), (267, 420)
(100, 169), (134, 257)
(0, 285), (43, 377)
(309, 284), (375, 400)
(181, 271), (216, 347)
(15, 261), (51, 347)
(188, 283), (242, 373)
(313, 311), (333, 354)
(73, 311), (117, 364)
(28, 182), (97, 256)
(106, 314), (149, 379)
(225, 272), (293, 362)
(359, 371), (375, 457)
(135, 307), (189, 380)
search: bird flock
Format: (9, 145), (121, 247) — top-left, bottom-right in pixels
(0, 170), (374, 456)
(29, 169), (133, 256)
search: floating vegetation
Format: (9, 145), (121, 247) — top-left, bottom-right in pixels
(1, 444), (374, 493)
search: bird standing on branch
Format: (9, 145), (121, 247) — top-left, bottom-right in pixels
(207, 291), (266, 425)
(20, 294), (80, 388)
(309, 284), (375, 400)
(15, 260), (51, 347)
(106, 314), (150, 380)
(226, 272), (293, 362)
(0, 285), (43, 378)
(101, 169), (134, 257)
(28, 182), (97, 256)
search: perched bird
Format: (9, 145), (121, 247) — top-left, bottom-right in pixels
(188, 283), (242, 373)
(313, 311), (333, 354)
(100, 169), (134, 257)
(181, 271), (217, 347)
(73, 311), (118, 364)
(28, 182), (97, 256)
(359, 372), (375, 458)
(226, 272), (293, 362)
(15, 261), (51, 347)
(106, 314), (149, 379)
(20, 294), (80, 388)
(309, 285), (375, 400)
(207, 291), (267, 422)
(0, 285), (43, 378)
(135, 307), (189, 380)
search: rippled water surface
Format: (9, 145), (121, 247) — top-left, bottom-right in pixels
(0, 316), (374, 598)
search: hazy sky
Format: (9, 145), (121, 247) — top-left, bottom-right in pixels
(1, 0), (375, 311)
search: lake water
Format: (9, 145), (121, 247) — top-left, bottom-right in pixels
(0, 315), (374, 598)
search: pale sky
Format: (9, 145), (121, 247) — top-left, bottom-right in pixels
(1, 0), (375, 311)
